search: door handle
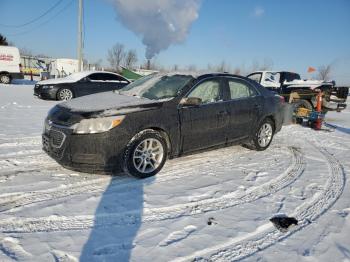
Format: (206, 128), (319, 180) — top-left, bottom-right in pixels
(218, 111), (229, 116)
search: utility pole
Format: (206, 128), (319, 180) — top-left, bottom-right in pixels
(77, 0), (83, 71)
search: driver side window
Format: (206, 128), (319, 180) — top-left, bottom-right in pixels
(187, 79), (221, 104)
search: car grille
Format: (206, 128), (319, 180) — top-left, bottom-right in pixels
(50, 128), (66, 148)
(34, 85), (40, 95)
(43, 122), (70, 160)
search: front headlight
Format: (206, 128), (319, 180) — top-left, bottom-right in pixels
(42, 85), (54, 89)
(72, 115), (125, 134)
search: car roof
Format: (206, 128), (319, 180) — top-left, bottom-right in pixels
(153, 71), (246, 80)
(247, 71), (298, 75)
(65, 70), (126, 81)
(196, 73), (244, 80)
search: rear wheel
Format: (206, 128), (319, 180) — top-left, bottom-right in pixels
(123, 130), (167, 178)
(57, 88), (74, 100)
(245, 118), (275, 151)
(292, 99), (313, 123)
(0, 74), (11, 84)
(292, 99), (313, 113)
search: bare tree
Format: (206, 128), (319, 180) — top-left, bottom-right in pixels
(250, 58), (273, 72)
(173, 64), (179, 71)
(36, 53), (51, 58)
(124, 49), (138, 69)
(318, 64), (332, 81)
(92, 59), (103, 71)
(107, 43), (125, 71)
(216, 61), (226, 72)
(233, 67), (241, 75)
(215, 61), (231, 73)
(0, 34), (9, 46)
(259, 58), (274, 71)
(187, 64), (197, 71)
(19, 47), (33, 56)
(251, 59), (260, 72)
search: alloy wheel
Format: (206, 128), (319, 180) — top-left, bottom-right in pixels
(257, 123), (273, 147)
(58, 89), (73, 100)
(0, 75), (10, 84)
(133, 138), (164, 174)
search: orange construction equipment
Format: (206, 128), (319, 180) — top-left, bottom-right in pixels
(314, 91), (323, 130)
(307, 66), (316, 73)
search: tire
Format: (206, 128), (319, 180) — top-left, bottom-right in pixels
(123, 130), (168, 179)
(292, 99), (313, 113)
(0, 74), (11, 84)
(57, 88), (74, 100)
(245, 118), (275, 151)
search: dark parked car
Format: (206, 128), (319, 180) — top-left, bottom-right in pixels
(34, 71), (130, 100)
(43, 72), (284, 178)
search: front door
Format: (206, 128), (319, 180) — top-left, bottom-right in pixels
(75, 73), (102, 97)
(179, 77), (230, 153)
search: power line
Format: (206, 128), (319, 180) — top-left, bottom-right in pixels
(0, 0), (64, 28)
(83, 0), (85, 49)
(77, 0), (83, 71)
(5, 0), (75, 36)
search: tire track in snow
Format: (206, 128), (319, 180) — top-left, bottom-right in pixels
(0, 145), (292, 211)
(173, 143), (345, 262)
(0, 147), (305, 232)
(0, 139), (41, 149)
(0, 136), (41, 145)
(0, 154), (55, 170)
(0, 149), (42, 160)
(0, 237), (32, 260)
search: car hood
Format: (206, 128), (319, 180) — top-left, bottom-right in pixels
(58, 91), (163, 116)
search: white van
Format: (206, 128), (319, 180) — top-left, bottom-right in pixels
(49, 58), (80, 78)
(0, 46), (24, 84)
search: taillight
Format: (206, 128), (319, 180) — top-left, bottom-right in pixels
(278, 95), (285, 104)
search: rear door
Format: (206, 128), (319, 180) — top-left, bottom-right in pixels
(179, 77), (230, 153)
(101, 73), (130, 91)
(224, 77), (262, 141)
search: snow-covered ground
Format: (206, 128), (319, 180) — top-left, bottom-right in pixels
(0, 84), (349, 262)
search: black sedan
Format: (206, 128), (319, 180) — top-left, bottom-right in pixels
(43, 72), (284, 178)
(34, 71), (130, 100)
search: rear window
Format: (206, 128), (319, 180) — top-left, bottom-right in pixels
(247, 73), (262, 83)
(228, 79), (257, 99)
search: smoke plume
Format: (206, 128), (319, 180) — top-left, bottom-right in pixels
(111, 0), (201, 59)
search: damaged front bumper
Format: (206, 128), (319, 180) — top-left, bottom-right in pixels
(42, 122), (130, 174)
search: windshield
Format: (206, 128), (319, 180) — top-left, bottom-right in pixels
(120, 74), (194, 100)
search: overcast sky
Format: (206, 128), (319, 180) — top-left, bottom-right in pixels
(0, 0), (349, 84)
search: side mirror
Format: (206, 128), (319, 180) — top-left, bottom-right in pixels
(80, 77), (90, 82)
(179, 97), (202, 107)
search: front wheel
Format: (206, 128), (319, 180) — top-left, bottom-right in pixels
(245, 118), (275, 151)
(292, 99), (313, 113)
(123, 130), (167, 178)
(57, 88), (74, 100)
(0, 74), (11, 84)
